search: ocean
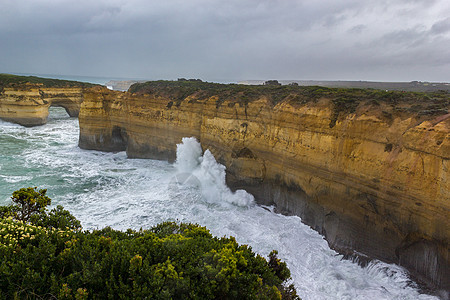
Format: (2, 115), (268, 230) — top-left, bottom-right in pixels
(0, 106), (438, 300)
(7, 72), (142, 86)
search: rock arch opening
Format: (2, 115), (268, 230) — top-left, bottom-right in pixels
(49, 101), (79, 118)
(47, 105), (72, 121)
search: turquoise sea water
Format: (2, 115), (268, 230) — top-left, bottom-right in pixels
(0, 108), (439, 300)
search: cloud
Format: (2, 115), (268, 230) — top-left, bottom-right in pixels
(348, 24), (366, 34)
(0, 0), (449, 81)
(431, 17), (450, 34)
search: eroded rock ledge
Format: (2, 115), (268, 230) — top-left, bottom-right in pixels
(78, 82), (449, 292)
(1, 77), (448, 292)
(0, 74), (95, 126)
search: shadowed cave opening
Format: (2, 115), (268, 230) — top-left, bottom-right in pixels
(111, 125), (128, 151)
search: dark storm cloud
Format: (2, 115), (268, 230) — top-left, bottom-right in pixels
(431, 17), (450, 34)
(348, 25), (366, 34)
(0, 0), (449, 81)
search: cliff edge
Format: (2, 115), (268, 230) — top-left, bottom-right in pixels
(1, 76), (448, 293)
(0, 74), (95, 126)
(78, 81), (449, 292)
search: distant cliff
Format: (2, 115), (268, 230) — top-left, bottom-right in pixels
(105, 80), (146, 91)
(240, 80), (450, 92)
(78, 81), (449, 292)
(0, 74), (95, 126)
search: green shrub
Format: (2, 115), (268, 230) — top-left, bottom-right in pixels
(127, 80), (449, 121)
(10, 187), (51, 222)
(0, 188), (300, 299)
(0, 73), (97, 88)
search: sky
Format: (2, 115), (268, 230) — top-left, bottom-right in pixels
(0, 0), (449, 82)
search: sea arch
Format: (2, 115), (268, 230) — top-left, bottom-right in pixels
(0, 86), (84, 126)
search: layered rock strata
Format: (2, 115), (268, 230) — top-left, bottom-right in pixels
(78, 85), (449, 292)
(0, 84), (84, 126)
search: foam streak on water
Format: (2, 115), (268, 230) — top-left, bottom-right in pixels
(0, 108), (437, 300)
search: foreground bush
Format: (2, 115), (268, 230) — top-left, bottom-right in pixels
(0, 188), (299, 299)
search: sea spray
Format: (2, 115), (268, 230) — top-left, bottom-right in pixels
(174, 137), (255, 207)
(0, 109), (439, 300)
(174, 137), (202, 173)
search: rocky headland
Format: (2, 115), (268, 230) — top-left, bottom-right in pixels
(0, 74), (95, 126)
(1, 76), (449, 293)
(105, 80), (147, 91)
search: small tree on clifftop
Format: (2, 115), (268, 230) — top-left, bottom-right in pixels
(11, 187), (51, 222)
(264, 80), (281, 86)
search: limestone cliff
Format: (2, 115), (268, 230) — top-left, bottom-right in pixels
(78, 82), (449, 291)
(0, 85), (85, 126)
(0, 74), (96, 126)
(1, 77), (447, 291)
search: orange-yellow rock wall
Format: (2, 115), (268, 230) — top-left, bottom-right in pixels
(0, 85), (83, 126)
(76, 86), (449, 290)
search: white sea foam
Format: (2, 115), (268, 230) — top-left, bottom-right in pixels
(175, 137), (255, 207)
(0, 108), (439, 300)
(175, 137), (203, 173)
(0, 174), (33, 183)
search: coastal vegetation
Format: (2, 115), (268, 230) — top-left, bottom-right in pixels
(128, 80), (449, 127)
(0, 187), (299, 299)
(0, 74), (97, 88)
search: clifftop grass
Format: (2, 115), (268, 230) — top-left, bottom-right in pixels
(129, 80), (449, 127)
(0, 73), (97, 88)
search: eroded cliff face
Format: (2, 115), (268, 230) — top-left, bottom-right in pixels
(78, 85), (449, 291)
(0, 84), (84, 126)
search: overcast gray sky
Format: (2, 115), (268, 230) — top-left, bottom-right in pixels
(1, 0), (449, 82)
